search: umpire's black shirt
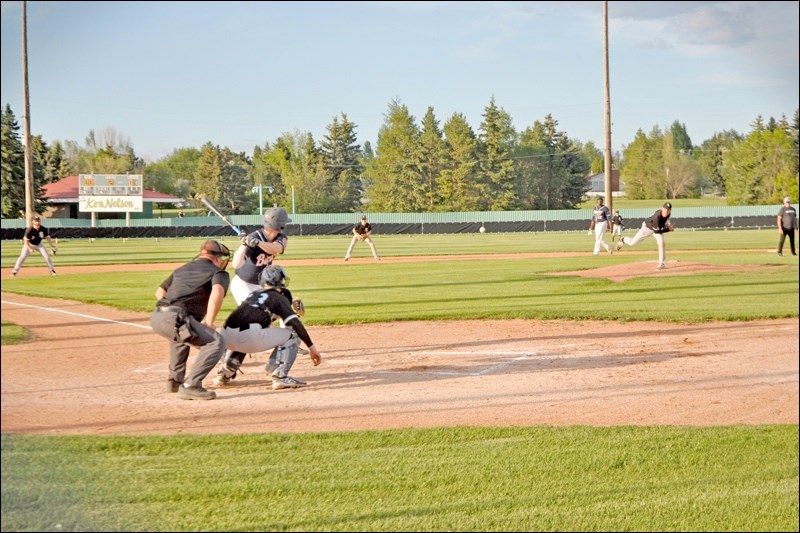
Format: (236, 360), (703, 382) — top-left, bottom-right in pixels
(157, 258), (230, 320)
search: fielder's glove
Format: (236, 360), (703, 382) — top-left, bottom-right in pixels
(291, 298), (305, 317)
(50, 246), (58, 255)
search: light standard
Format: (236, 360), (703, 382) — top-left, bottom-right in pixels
(251, 184), (274, 216)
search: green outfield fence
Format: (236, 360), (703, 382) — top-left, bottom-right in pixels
(0, 206), (780, 240)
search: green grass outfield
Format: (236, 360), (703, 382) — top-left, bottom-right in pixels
(2, 229), (798, 531)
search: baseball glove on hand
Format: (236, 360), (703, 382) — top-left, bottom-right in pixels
(50, 246), (58, 255)
(291, 298), (305, 317)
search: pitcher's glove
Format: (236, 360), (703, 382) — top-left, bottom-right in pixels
(50, 246), (58, 255)
(291, 298), (305, 317)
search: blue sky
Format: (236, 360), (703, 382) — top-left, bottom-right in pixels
(1, 1), (798, 163)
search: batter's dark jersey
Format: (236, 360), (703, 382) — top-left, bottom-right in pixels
(157, 258), (230, 320)
(645, 210), (671, 234)
(24, 225), (49, 245)
(235, 229), (289, 284)
(224, 288), (313, 347)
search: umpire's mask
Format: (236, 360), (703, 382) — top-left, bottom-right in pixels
(199, 240), (231, 269)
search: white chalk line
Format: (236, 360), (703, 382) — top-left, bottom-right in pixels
(2, 299), (152, 330)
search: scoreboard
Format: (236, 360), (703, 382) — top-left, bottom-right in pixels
(78, 174), (144, 212)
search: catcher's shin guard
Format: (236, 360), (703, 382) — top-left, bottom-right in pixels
(270, 333), (299, 379)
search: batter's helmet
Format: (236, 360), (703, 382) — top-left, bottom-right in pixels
(264, 207), (291, 230)
(259, 265), (288, 288)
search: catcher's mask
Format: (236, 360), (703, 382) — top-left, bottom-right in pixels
(263, 207), (291, 231)
(259, 265), (288, 289)
(199, 240), (231, 269)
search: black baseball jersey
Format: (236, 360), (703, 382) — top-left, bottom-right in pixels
(224, 288), (313, 347)
(645, 209), (672, 234)
(354, 222), (372, 235)
(157, 258), (230, 320)
(235, 229), (289, 284)
(778, 205), (797, 230)
(24, 225), (49, 246)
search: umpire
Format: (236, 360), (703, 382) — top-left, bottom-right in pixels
(150, 240), (231, 400)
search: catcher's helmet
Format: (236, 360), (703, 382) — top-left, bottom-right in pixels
(259, 265), (288, 288)
(264, 207), (291, 231)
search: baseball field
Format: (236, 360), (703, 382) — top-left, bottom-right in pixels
(1, 230), (798, 531)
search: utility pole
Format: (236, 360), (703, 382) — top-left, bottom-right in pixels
(603, 0), (613, 213)
(22, 1), (34, 224)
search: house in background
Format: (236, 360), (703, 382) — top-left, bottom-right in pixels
(41, 175), (182, 219)
(586, 169), (622, 197)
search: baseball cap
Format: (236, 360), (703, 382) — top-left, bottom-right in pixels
(32, 215), (40, 221)
(361, 215), (367, 220)
(784, 196), (792, 203)
(663, 202), (672, 209)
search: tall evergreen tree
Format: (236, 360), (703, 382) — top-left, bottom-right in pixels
(669, 121), (693, 152)
(1, 104), (25, 217)
(419, 107), (447, 210)
(365, 99), (424, 212)
(438, 112), (480, 211)
(218, 148), (254, 214)
(194, 142), (224, 202)
(319, 113), (363, 212)
(477, 96), (515, 210)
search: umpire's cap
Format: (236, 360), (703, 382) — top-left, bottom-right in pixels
(264, 207), (291, 230)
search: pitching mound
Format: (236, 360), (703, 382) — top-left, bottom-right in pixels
(555, 260), (783, 282)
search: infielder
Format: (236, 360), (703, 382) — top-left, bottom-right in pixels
(11, 215), (57, 277)
(344, 215), (380, 262)
(215, 265), (322, 390)
(589, 197), (614, 256)
(611, 209), (625, 239)
(615, 202), (674, 270)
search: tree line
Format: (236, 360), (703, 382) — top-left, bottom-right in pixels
(1, 97), (797, 218)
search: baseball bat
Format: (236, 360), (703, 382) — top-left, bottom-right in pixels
(200, 195), (242, 235)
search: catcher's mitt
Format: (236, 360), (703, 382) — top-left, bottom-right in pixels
(291, 298), (305, 317)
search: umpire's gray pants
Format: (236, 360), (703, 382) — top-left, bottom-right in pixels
(150, 307), (226, 388)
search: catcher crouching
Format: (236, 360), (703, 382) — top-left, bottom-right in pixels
(215, 265), (322, 390)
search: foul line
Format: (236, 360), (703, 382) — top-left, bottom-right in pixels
(1, 299), (152, 330)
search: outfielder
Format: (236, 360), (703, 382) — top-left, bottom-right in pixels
(11, 215), (57, 277)
(589, 197), (614, 256)
(344, 215), (380, 262)
(615, 202), (674, 270)
(215, 265), (322, 390)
